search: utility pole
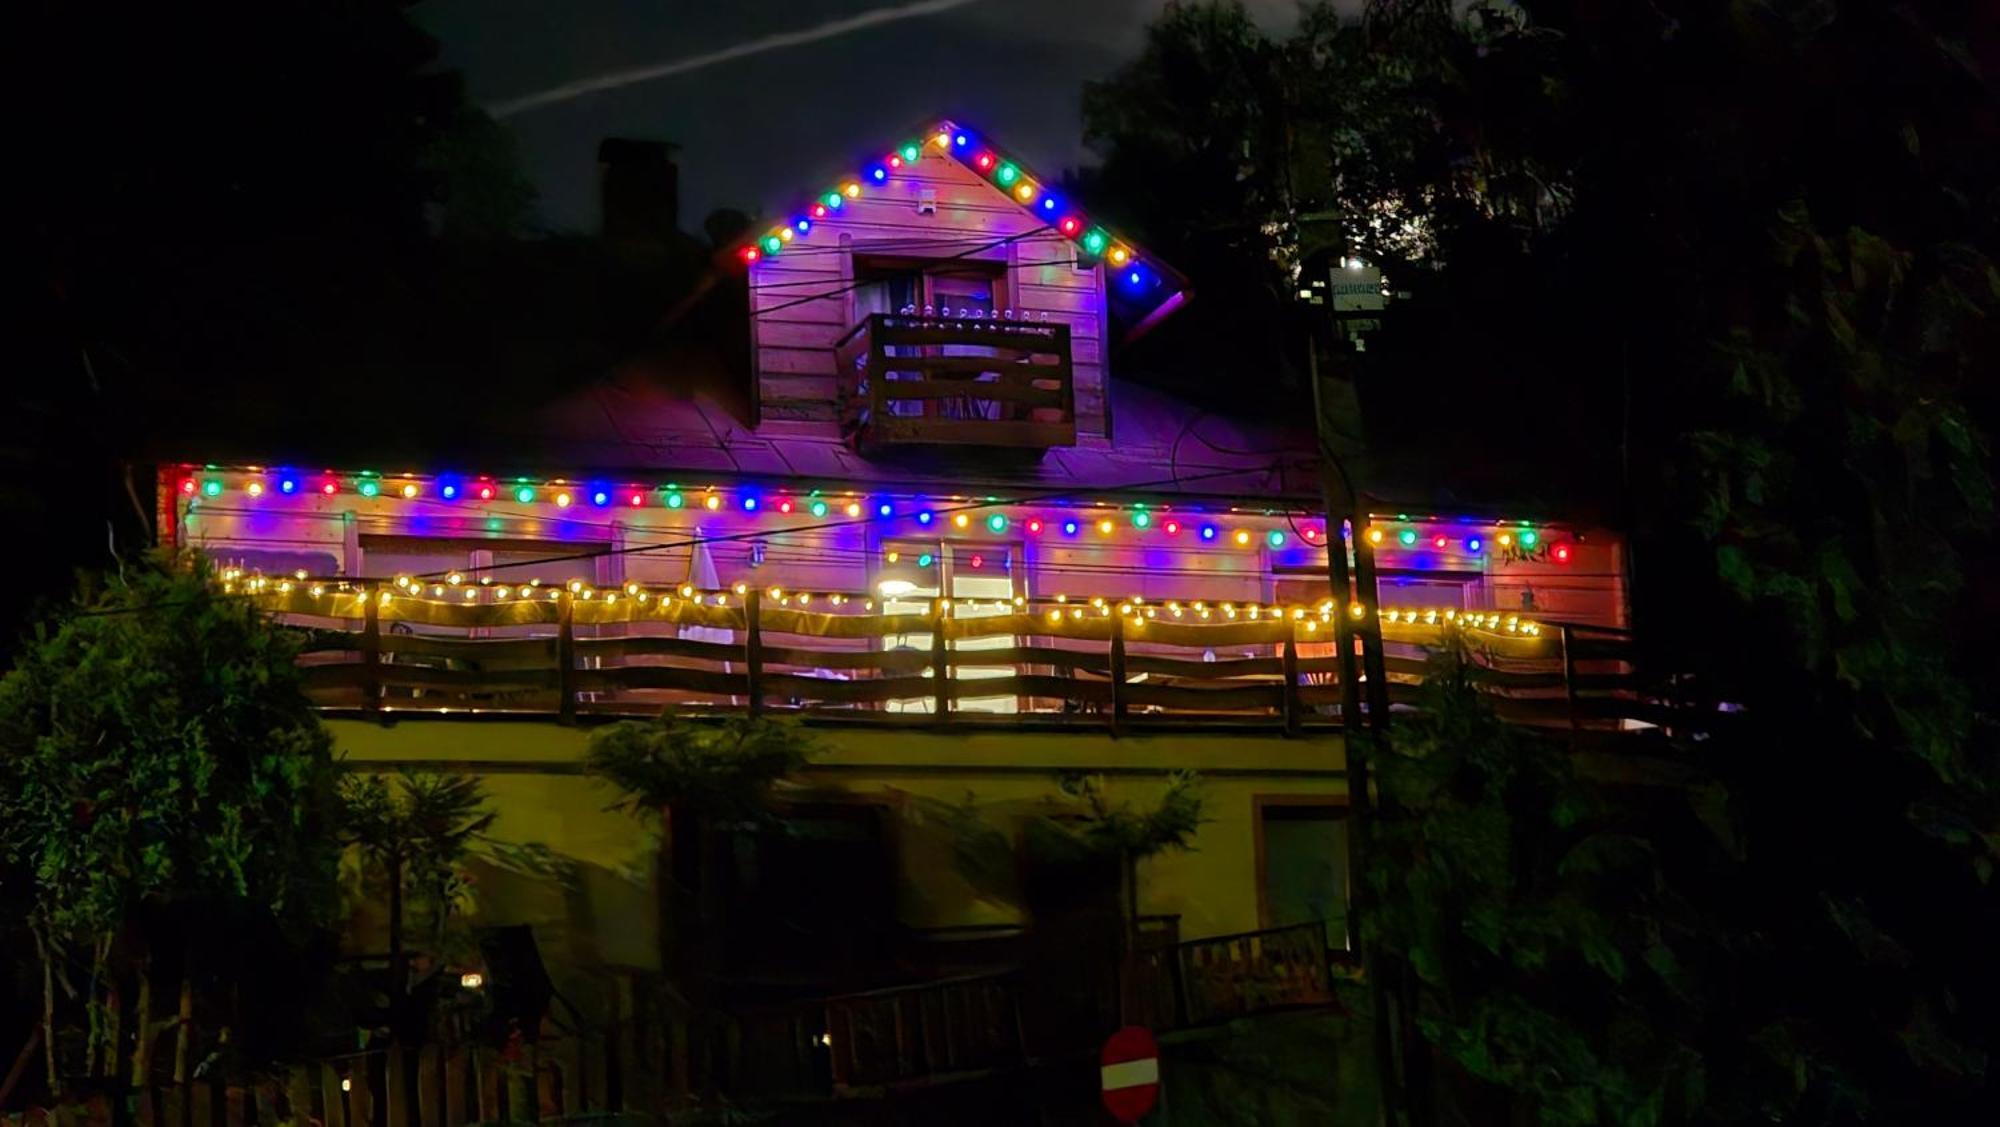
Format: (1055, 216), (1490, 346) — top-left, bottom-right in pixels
(1309, 254), (1417, 1125)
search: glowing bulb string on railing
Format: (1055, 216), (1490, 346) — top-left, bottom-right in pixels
(217, 568), (1547, 639)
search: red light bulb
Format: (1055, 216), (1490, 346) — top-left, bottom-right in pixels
(1433, 535), (1448, 549)
(477, 485), (494, 500)
(320, 479), (339, 495)
(975, 152), (995, 170)
(741, 247), (759, 263)
(180, 479), (197, 495)
(778, 499), (794, 514)
(1163, 519), (1181, 535)
(1303, 527), (1320, 542)
(1058, 217), (1081, 236)
(1554, 544), (1573, 563)
(628, 492), (644, 506)
(1026, 519), (1043, 534)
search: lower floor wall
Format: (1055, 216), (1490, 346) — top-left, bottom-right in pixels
(327, 718), (1349, 966)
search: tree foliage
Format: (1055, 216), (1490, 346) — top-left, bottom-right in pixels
(1369, 642), (1709, 1125)
(1097, 1), (2000, 1120)
(586, 716), (817, 822)
(0, 555), (340, 1088)
(1037, 769), (1207, 861)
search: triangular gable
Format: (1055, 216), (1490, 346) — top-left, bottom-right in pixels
(728, 116), (1190, 305)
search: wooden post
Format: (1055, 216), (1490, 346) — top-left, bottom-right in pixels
(1108, 613), (1128, 737)
(1560, 624), (1580, 733)
(1281, 632), (1302, 736)
(557, 592), (577, 724)
(745, 589), (764, 717)
(930, 600), (950, 721)
(361, 584), (382, 715)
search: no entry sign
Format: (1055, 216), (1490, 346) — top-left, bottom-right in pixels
(1100, 1026), (1160, 1123)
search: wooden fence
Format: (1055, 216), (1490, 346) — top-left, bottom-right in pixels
(244, 581), (1668, 734)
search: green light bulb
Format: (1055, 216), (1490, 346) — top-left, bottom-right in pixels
(1398, 529), (1417, 546)
(762, 236), (782, 253)
(358, 480), (379, 498)
(1519, 529), (1538, 548)
(665, 491), (684, 508)
(996, 163), (1018, 185)
(900, 143), (920, 162)
(515, 487), (535, 504)
(1083, 230), (1107, 254)
(1267, 530), (1286, 548)
(986, 513), (1008, 533)
(1132, 511), (1152, 529)
(201, 480), (223, 497)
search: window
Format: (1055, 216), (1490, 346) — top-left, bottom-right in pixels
(1255, 799), (1349, 949)
(854, 258), (1008, 318)
(875, 539), (1022, 713)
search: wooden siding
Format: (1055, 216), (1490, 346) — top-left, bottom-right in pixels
(748, 148), (1110, 439)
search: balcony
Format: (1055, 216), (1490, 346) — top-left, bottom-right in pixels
(835, 313), (1075, 449)
(239, 579), (1680, 735)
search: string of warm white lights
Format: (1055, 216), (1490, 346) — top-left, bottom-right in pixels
(218, 568), (1547, 639)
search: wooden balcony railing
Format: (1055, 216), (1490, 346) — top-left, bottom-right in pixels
(818, 972), (1028, 1092)
(1122, 920), (1339, 1030)
(1176, 921), (1336, 1025)
(237, 579), (1686, 733)
(834, 313), (1075, 448)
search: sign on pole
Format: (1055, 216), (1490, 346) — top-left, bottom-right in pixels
(1100, 1026), (1161, 1123)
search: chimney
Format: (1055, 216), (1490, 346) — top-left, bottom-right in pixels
(597, 138), (680, 247)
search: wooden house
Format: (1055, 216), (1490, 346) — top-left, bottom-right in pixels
(154, 117), (1642, 1103)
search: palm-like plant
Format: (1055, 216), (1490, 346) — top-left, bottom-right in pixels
(338, 771), (496, 1001)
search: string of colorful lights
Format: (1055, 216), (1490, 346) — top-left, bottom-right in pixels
(733, 120), (1166, 295)
(217, 569), (1547, 638)
(176, 468), (1576, 563)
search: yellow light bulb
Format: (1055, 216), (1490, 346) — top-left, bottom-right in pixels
(1233, 530), (1252, 546)
(953, 513), (970, 528)
(934, 132), (951, 148)
(845, 502), (862, 517)
(1367, 528), (1384, 545)
(704, 494), (721, 510)
(1016, 182), (1037, 201)
(401, 483), (418, 498)
(778, 227), (793, 242)
(1109, 247), (1129, 265)
(842, 182), (861, 198)
(555, 492), (572, 507)
(1097, 519), (1114, 535)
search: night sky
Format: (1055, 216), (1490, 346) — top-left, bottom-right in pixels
(414, 0), (1316, 233)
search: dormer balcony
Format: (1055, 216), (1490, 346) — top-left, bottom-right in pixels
(835, 313), (1075, 450)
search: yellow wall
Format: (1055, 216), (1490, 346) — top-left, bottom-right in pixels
(327, 718), (1347, 954)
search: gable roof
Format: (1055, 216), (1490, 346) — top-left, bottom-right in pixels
(726, 116), (1191, 305)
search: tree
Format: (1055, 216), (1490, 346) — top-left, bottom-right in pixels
(586, 716), (817, 1101)
(1034, 770), (1205, 939)
(1094, 1), (2000, 1120)
(1367, 638), (1712, 1124)
(337, 772), (496, 1019)
(0, 555), (340, 1096)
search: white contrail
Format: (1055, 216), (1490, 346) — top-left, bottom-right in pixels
(488, 0), (977, 118)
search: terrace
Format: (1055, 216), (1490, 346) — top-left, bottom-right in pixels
(234, 572), (1662, 733)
